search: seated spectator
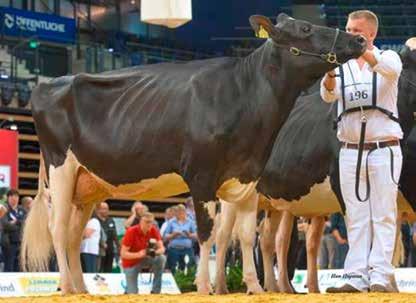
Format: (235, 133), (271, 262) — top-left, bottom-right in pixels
(295, 217), (308, 270)
(124, 201), (148, 229)
(330, 212), (349, 269)
(164, 204), (197, 274)
(121, 212), (166, 294)
(2, 189), (26, 272)
(80, 216), (101, 273)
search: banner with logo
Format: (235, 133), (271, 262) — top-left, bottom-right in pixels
(0, 272), (180, 296)
(291, 268), (416, 293)
(0, 129), (18, 190)
(0, 7), (76, 44)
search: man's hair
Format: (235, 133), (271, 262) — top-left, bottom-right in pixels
(141, 212), (154, 220)
(348, 10), (379, 30)
(6, 189), (19, 197)
(176, 204), (186, 212)
(21, 196), (32, 204)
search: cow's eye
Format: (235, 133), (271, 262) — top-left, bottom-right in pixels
(302, 25), (311, 33)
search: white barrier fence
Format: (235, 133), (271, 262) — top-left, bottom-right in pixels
(0, 272), (180, 297)
(291, 268), (416, 293)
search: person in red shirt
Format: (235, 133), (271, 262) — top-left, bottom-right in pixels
(121, 212), (166, 294)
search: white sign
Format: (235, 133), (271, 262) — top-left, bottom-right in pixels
(291, 268), (416, 293)
(0, 165), (11, 188)
(0, 272), (180, 297)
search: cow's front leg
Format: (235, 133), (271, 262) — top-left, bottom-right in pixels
(276, 211), (295, 294)
(235, 192), (264, 294)
(194, 201), (217, 295)
(215, 200), (237, 294)
(259, 210), (281, 292)
(306, 216), (325, 293)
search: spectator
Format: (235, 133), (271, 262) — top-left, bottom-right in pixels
(164, 204), (197, 274)
(96, 202), (120, 273)
(80, 215), (101, 273)
(295, 217), (308, 270)
(121, 212), (166, 294)
(124, 201), (148, 229)
(330, 212), (349, 269)
(20, 196), (33, 213)
(319, 218), (337, 269)
(0, 203), (8, 271)
(185, 197), (196, 222)
(2, 189), (26, 272)
(160, 207), (175, 238)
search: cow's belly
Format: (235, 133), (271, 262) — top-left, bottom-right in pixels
(68, 150), (257, 204)
(267, 178), (341, 217)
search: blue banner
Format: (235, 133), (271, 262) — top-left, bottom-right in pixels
(0, 7), (75, 44)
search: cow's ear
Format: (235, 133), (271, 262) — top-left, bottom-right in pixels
(249, 15), (280, 39)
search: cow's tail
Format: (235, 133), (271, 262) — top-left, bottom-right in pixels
(21, 154), (53, 271)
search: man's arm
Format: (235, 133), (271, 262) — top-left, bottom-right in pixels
(332, 229), (347, 244)
(362, 49), (402, 79)
(320, 69), (340, 103)
(155, 240), (165, 255)
(120, 245), (146, 260)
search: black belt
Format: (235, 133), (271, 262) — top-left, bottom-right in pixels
(342, 140), (399, 150)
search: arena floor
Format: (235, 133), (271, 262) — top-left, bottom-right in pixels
(0, 293), (415, 303)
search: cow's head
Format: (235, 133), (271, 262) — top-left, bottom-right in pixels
(399, 37), (416, 140)
(250, 13), (366, 81)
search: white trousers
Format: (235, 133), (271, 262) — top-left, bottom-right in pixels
(339, 145), (402, 291)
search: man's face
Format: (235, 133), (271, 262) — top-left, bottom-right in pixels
(346, 17), (375, 46)
(166, 209), (173, 220)
(97, 203), (109, 218)
(140, 217), (153, 233)
(177, 209), (187, 221)
(135, 204), (145, 216)
(7, 194), (19, 208)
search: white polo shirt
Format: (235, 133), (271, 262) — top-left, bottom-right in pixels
(320, 46), (403, 143)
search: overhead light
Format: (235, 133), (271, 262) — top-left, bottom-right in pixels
(108, 48), (114, 53)
(9, 124), (18, 131)
(0, 74), (9, 79)
(131, 0), (136, 4)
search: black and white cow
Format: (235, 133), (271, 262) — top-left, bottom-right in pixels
(20, 14), (365, 294)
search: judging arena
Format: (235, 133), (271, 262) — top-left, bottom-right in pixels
(1, 0), (416, 302)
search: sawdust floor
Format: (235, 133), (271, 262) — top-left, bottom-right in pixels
(0, 293), (415, 303)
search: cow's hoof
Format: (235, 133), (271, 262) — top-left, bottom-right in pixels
(197, 284), (213, 295)
(246, 284), (265, 295)
(277, 282), (295, 294)
(215, 285), (229, 295)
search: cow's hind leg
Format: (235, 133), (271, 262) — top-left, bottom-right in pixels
(260, 210), (281, 292)
(215, 199), (237, 294)
(306, 216), (326, 293)
(48, 154), (78, 294)
(235, 192), (264, 294)
(276, 211), (295, 294)
(67, 202), (97, 293)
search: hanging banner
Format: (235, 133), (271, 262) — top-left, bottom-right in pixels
(0, 7), (76, 44)
(0, 129), (18, 190)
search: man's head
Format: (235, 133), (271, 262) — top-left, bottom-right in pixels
(176, 204), (187, 221)
(346, 10), (378, 48)
(139, 212), (155, 233)
(96, 202), (109, 219)
(132, 201), (147, 217)
(165, 207), (174, 220)
(21, 196), (33, 212)
(6, 189), (19, 209)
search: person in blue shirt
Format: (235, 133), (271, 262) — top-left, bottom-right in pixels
(164, 204), (197, 273)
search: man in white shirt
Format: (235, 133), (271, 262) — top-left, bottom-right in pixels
(320, 10), (402, 293)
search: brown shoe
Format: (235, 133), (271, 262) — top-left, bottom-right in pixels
(326, 284), (362, 293)
(370, 284), (388, 292)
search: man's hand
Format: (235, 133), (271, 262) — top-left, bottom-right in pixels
(323, 69), (337, 92)
(136, 249), (147, 259)
(360, 49), (377, 67)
